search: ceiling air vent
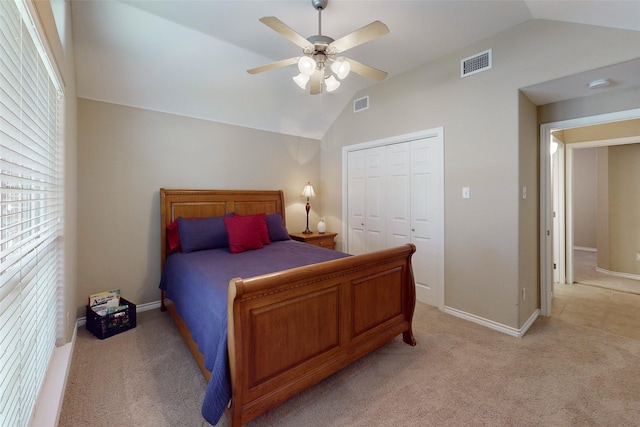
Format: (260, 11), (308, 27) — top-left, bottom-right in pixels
(461, 49), (492, 78)
(354, 96), (369, 113)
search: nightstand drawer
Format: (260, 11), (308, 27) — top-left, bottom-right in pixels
(289, 232), (337, 250)
(308, 235), (335, 249)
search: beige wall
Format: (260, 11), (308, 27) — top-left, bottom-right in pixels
(563, 119), (640, 142)
(538, 87), (640, 125)
(518, 92), (539, 326)
(597, 148), (610, 270)
(42, 9), (640, 334)
(35, 0), (78, 344)
(76, 100), (321, 318)
(573, 148), (598, 249)
(322, 20), (640, 329)
(609, 144), (640, 275)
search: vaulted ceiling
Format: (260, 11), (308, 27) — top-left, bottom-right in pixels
(71, 1), (640, 139)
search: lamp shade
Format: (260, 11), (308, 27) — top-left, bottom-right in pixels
(324, 75), (340, 92)
(301, 182), (316, 198)
(331, 58), (350, 79)
(298, 56), (316, 76)
(293, 73), (310, 89)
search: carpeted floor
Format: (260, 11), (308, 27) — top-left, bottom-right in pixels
(59, 302), (640, 427)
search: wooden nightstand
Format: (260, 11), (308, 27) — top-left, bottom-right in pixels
(289, 231), (337, 250)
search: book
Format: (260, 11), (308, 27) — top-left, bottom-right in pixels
(107, 307), (130, 328)
(107, 304), (129, 314)
(89, 289), (121, 316)
(89, 289), (120, 307)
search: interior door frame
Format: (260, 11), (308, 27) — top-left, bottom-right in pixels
(342, 127), (445, 310)
(551, 137), (565, 285)
(540, 108), (640, 316)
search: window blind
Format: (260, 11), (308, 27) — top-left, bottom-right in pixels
(0, 1), (64, 426)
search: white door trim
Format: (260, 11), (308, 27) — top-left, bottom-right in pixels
(551, 139), (565, 285)
(342, 127), (445, 310)
(539, 108), (640, 316)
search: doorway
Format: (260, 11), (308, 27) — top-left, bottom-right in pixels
(540, 108), (640, 316)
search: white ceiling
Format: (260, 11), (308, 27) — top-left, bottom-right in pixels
(70, 1), (640, 140)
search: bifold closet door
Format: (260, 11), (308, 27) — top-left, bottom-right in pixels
(385, 138), (440, 306)
(345, 130), (443, 308)
(409, 139), (440, 307)
(347, 146), (386, 255)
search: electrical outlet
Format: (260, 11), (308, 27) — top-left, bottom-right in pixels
(636, 252), (640, 262)
(521, 288), (526, 301)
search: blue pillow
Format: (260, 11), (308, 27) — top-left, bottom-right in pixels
(265, 213), (290, 242)
(178, 214), (233, 253)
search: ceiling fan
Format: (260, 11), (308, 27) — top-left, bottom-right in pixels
(247, 0), (389, 95)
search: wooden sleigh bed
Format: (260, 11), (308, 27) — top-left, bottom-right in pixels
(159, 188), (417, 426)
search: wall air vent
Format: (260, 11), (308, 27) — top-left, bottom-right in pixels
(461, 49), (492, 78)
(354, 96), (369, 113)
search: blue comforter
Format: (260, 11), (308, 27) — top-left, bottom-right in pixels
(159, 240), (350, 425)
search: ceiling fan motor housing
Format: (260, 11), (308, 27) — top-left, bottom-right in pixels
(312, 0), (328, 11)
(304, 35), (335, 70)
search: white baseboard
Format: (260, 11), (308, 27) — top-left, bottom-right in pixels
(137, 299), (162, 312)
(30, 321), (77, 427)
(595, 267), (640, 281)
(77, 299), (162, 326)
(444, 306), (540, 338)
(32, 299), (162, 426)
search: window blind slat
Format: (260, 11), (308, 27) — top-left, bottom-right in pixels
(0, 290), (20, 406)
(0, 1), (64, 426)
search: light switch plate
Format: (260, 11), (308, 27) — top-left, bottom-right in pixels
(462, 187), (470, 199)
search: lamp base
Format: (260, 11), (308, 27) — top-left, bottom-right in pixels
(304, 202), (312, 234)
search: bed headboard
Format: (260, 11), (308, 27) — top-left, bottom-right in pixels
(160, 189), (286, 268)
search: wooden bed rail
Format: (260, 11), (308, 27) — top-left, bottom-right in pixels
(226, 244), (416, 427)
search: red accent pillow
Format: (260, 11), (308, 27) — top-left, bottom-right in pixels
(236, 213), (270, 245)
(166, 219), (181, 253)
(223, 215), (265, 254)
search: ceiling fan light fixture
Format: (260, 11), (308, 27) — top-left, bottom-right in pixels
(298, 56), (316, 76)
(324, 75), (340, 92)
(331, 58), (350, 79)
(293, 73), (310, 89)
(248, 0), (388, 95)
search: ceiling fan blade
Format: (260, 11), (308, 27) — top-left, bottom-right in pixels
(309, 69), (323, 95)
(345, 58), (388, 81)
(247, 57), (299, 75)
(259, 17), (314, 50)
(329, 21), (389, 53)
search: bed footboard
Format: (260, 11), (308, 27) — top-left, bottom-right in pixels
(226, 243), (416, 427)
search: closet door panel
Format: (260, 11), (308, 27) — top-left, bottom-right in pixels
(347, 150), (366, 255)
(386, 143), (411, 247)
(411, 139), (439, 306)
(364, 147), (386, 252)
